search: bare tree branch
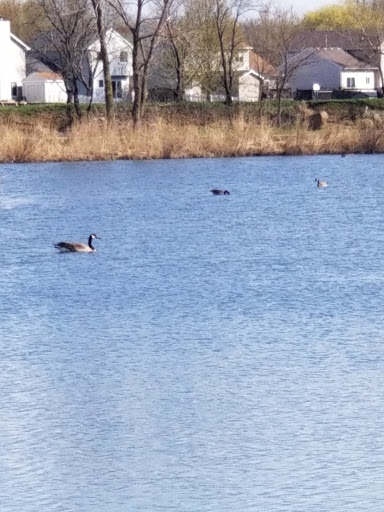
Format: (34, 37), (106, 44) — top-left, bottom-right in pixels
(107, 0), (174, 125)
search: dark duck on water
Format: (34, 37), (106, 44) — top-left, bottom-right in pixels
(211, 189), (230, 195)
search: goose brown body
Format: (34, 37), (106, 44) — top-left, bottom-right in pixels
(55, 234), (100, 253)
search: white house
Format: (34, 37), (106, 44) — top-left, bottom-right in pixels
(23, 71), (67, 103)
(88, 29), (133, 102)
(0, 17), (30, 101)
(288, 47), (378, 97)
(24, 28), (133, 104)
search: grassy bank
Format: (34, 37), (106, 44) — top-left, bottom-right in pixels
(1, 99), (384, 162)
(0, 98), (383, 126)
(1, 114), (384, 163)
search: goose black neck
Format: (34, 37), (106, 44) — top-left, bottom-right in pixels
(88, 235), (94, 250)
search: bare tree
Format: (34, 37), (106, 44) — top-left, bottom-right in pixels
(33, 0), (96, 120)
(148, 0), (215, 102)
(161, 0), (252, 103)
(0, 0), (44, 42)
(107, 0), (174, 126)
(213, 0), (253, 105)
(348, 0), (384, 96)
(162, 0), (190, 101)
(182, 0), (221, 100)
(90, 0), (114, 121)
(245, 5), (315, 125)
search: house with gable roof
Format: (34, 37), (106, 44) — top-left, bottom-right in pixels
(288, 47), (378, 99)
(24, 28), (133, 103)
(0, 17), (30, 101)
(233, 46), (277, 101)
(23, 71), (67, 103)
(287, 30), (383, 98)
(88, 28), (133, 102)
(182, 46), (276, 102)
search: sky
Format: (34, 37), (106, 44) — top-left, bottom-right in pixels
(281, 0), (338, 15)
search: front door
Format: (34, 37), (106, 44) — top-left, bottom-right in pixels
(112, 80), (122, 99)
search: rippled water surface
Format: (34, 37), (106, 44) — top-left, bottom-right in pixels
(1, 155), (384, 511)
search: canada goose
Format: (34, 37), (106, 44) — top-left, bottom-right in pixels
(315, 178), (328, 188)
(211, 189), (230, 195)
(55, 234), (101, 253)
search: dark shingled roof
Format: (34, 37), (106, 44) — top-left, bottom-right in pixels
(318, 48), (377, 69)
(289, 30), (382, 67)
(26, 52), (57, 75)
(290, 30), (380, 51)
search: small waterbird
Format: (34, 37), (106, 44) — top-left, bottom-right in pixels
(211, 189), (230, 195)
(55, 234), (101, 253)
(315, 178), (328, 188)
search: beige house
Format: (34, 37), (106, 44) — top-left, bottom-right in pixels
(185, 47), (276, 102)
(237, 48), (278, 99)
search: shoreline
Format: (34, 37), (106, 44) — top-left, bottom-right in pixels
(0, 121), (384, 164)
(1, 102), (384, 163)
(0, 151), (368, 165)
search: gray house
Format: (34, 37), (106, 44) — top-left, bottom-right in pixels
(289, 30), (384, 96)
(288, 47), (378, 99)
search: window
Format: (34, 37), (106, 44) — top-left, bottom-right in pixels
(98, 80), (104, 88)
(236, 53), (244, 63)
(366, 76), (370, 84)
(11, 82), (17, 98)
(120, 51), (128, 63)
(346, 77), (356, 88)
(112, 80), (122, 99)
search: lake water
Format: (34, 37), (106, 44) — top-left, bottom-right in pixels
(1, 155), (384, 511)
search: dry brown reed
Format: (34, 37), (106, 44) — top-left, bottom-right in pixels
(0, 117), (383, 163)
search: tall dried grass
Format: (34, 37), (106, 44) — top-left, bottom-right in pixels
(0, 117), (383, 163)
